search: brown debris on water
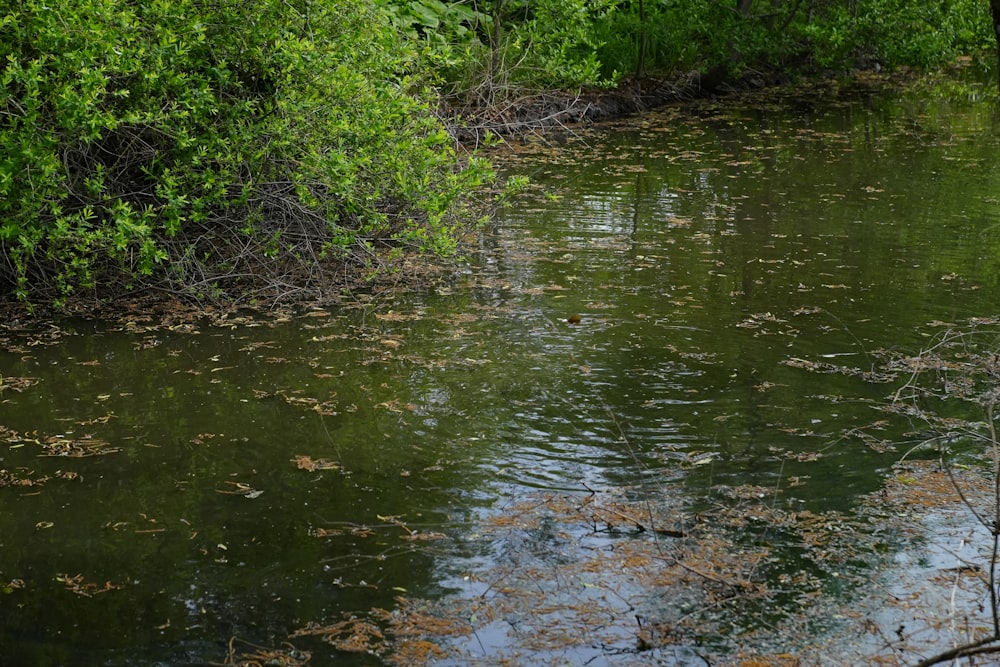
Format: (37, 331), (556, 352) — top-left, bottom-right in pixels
(284, 483), (897, 665)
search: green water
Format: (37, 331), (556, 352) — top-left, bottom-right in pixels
(3, 78), (1000, 665)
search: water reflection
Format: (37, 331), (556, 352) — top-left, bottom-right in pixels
(3, 80), (1000, 664)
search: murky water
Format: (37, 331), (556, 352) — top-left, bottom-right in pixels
(3, 77), (1000, 665)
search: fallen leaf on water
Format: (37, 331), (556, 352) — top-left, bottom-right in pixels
(0, 376), (39, 392)
(2, 579), (24, 594)
(292, 455), (340, 472)
(38, 436), (119, 457)
(217, 481), (263, 498)
(56, 573), (121, 597)
(374, 399), (416, 412)
(688, 452), (719, 466)
(217, 638), (311, 667)
(376, 312), (423, 322)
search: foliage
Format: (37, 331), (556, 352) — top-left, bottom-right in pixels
(379, 0), (620, 108)
(380, 0), (995, 105)
(0, 0), (491, 305)
(593, 0), (993, 78)
(501, 0), (617, 88)
(2, 0), (996, 307)
(802, 0), (993, 70)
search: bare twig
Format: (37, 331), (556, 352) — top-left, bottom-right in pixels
(911, 635), (1000, 667)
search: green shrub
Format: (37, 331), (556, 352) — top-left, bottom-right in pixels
(0, 0), (491, 305)
(800, 0), (985, 70)
(375, 0), (996, 109)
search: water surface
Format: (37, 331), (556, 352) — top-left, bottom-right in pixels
(3, 77), (1000, 665)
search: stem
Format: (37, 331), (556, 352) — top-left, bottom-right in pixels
(990, 399), (1000, 635)
(991, 0), (1000, 91)
(636, 0), (646, 80)
(912, 636), (1000, 667)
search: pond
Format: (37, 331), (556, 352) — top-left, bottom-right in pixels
(3, 74), (1000, 666)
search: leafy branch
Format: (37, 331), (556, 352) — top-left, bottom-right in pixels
(0, 0), (492, 307)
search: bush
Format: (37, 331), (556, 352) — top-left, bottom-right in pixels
(393, 0), (996, 94)
(0, 0), (491, 305)
(803, 0), (992, 70)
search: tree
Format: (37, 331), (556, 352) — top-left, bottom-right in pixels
(991, 0), (1000, 87)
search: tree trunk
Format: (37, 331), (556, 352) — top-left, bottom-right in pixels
(992, 0), (1000, 89)
(485, 0), (504, 106)
(636, 0), (647, 79)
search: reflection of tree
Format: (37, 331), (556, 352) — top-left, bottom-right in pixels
(0, 317), (494, 665)
(491, 87), (1000, 503)
(850, 324), (1000, 665)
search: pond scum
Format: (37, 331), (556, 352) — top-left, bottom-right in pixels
(209, 459), (994, 666)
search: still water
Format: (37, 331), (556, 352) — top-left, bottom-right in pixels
(3, 77), (1000, 665)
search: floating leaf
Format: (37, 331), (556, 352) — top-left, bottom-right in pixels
(38, 436), (120, 457)
(293, 455), (340, 472)
(0, 376), (39, 392)
(2, 579), (24, 594)
(217, 481), (263, 498)
(56, 573), (121, 597)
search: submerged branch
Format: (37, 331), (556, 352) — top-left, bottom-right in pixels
(911, 635), (1000, 667)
